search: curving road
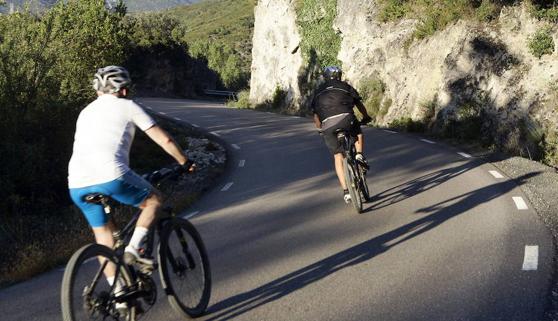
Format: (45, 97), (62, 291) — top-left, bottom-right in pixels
(0, 98), (554, 321)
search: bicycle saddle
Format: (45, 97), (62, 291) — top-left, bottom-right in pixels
(83, 193), (109, 204)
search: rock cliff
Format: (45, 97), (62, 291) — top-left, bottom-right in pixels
(250, 0), (558, 159)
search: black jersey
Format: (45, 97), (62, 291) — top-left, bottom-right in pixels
(311, 79), (362, 122)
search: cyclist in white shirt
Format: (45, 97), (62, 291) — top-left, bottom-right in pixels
(68, 66), (193, 273)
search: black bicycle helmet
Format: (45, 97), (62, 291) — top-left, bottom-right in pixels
(323, 66), (342, 81)
(93, 65), (131, 94)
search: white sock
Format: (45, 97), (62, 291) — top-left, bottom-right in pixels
(128, 226), (149, 250)
(107, 276), (124, 293)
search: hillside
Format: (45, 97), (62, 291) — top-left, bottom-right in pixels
(0, 0), (202, 13)
(168, 0), (255, 89)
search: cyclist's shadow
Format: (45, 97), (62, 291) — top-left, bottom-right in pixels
(204, 172), (538, 320)
(361, 160), (480, 214)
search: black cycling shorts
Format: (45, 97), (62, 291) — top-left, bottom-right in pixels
(322, 114), (361, 155)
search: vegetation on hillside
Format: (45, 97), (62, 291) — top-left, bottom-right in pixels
(168, 0), (255, 90)
(378, 0), (558, 43)
(0, 0), (225, 286)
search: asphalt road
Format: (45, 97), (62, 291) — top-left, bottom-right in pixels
(0, 98), (554, 321)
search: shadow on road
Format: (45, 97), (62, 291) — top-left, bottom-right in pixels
(204, 172), (539, 320)
(363, 159), (483, 212)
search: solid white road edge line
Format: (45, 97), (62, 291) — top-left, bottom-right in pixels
(231, 144), (241, 150)
(522, 245), (539, 271)
(513, 196), (529, 210)
(221, 182), (234, 191)
(489, 170), (504, 179)
(239, 160), (246, 167)
(458, 152), (472, 158)
(420, 139), (436, 144)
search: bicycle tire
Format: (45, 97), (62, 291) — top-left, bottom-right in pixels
(158, 217), (211, 318)
(343, 157), (363, 213)
(356, 164), (371, 202)
(61, 243), (136, 321)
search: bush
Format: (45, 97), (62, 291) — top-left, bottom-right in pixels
(528, 26), (555, 59)
(226, 89), (251, 108)
(358, 77), (386, 122)
(389, 117), (427, 132)
(296, 0), (341, 68)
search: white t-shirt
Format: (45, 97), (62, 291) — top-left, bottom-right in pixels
(68, 95), (156, 188)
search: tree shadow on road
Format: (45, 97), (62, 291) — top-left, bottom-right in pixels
(204, 172), (540, 320)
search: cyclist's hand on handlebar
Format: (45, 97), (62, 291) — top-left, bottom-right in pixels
(176, 159), (196, 174)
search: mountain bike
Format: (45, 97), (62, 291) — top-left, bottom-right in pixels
(337, 123), (370, 214)
(61, 167), (211, 321)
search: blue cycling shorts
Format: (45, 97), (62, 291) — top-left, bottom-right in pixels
(69, 171), (153, 228)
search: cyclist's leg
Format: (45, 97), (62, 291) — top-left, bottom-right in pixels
(334, 153), (348, 190)
(109, 170), (161, 264)
(69, 187), (118, 280)
(322, 124), (347, 191)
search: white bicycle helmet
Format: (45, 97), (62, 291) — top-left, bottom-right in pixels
(93, 65), (131, 94)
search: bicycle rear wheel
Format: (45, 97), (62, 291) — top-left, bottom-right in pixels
(61, 244), (135, 321)
(343, 157), (363, 213)
(158, 217), (211, 318)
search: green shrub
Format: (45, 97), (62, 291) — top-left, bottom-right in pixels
(358, 77), (386, 122)
(389, 117), (427, 133)
(531, 0), (558, 22)
(378, 0), (409, 22)
(528, 26), (555, 59)
(226, 89), (251, 109)
(296, 0), (341, 68)
(271, 86), (288, 109)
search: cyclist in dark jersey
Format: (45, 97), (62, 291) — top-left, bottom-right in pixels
(311, 66), (372, 204)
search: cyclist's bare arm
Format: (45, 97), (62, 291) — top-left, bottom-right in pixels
(313, 113), (322, 129)
(145, 125), (188, 165)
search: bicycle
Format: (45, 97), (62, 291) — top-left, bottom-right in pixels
(61, 166), (211, 321)
(336, 121), (370, 214)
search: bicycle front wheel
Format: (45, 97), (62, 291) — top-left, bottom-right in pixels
(356, 164), (371, 202)
(158, 218), (211, 318)
(343, 157), (363, 213)
(61, 243), (135, 321)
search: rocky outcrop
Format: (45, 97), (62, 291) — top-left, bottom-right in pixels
(250, 0), (558, 154)
(249, 0), (303, 108)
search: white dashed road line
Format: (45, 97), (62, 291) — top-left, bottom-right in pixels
(522, 245), (539, 271)
(212, 132), (221, 137)
(231, 144), (241, 150)
(458, 152), (472, 158)
(183, 211), (200, 219)
(489, 170), (504, 179)
(192, 124), (200, 128)
(513, 197), (529, 210)
(174, 117), (181, 121)
(383, 130), (397, 134)
(239, 160), (246, 167)
(159, 112), (167, 115)
(420, 139), (436, 144)
(221, 182), (234, 192)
